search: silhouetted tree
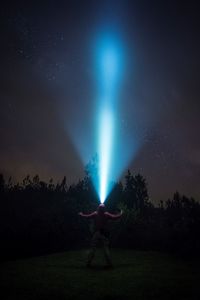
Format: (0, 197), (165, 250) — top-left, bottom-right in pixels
(124, 170), (149, 210)
(134, 174), (149, 209)
(124, 170), (136, 209)
(106, 181), (123, 210)
(0, 159), (200, 260)
(60, 176), (67, 192)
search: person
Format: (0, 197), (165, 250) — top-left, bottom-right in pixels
(78, 203), (123, 268)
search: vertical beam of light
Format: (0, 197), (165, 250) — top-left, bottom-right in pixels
(97, 36), (121, 203)
(99, 107), (114, 203)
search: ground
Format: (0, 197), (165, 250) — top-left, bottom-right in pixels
(0, 249), (199, 300)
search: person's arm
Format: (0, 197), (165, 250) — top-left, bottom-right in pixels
(78, 211), (97, 218)
(105, 210), (123, 220)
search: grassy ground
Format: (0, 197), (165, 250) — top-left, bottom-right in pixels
(0, 249), (200, 300)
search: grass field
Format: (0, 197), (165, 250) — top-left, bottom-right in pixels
(0, 249), (200, 300)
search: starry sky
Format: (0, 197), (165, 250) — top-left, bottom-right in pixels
(0, 0), (200, 203)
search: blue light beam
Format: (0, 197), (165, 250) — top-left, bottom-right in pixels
(97, 36), (122, 203)
(99, 106), (114, 203)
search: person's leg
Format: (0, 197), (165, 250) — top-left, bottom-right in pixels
(87, 231), (99, 266)
(102, 235), (113, 267)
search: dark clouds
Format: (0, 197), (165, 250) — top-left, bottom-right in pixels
(0, 0), (200, 202)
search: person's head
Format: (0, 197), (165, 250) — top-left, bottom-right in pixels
(97, 203), (106, 213)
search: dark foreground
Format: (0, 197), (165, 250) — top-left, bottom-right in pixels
(0, 249), (200, 300)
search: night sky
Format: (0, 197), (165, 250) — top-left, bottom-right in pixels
(1, 0), (200, 203)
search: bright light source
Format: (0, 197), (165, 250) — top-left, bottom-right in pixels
(97, 37), (121, 203)
(99, 107), (114, 203)
(65, 32), (138, 201)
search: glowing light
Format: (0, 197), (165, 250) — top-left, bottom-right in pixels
(65, 33), (139, 203)
(99, 107), (114, 203)
(100, 45), (119, 95)
(97, 37), (121, 203)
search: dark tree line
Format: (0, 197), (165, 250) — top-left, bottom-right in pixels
(0, 165), (200, 260)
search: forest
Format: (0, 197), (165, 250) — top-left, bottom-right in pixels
(0, 160), (200, 261)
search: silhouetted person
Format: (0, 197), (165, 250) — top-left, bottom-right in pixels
(79, 203), (123, 268)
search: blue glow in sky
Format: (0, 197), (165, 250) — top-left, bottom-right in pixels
(96, 34), (122, 97)
(99, 106), (114, 203)
(65, 32), (138, 202)
(96, 35), (122, 203)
